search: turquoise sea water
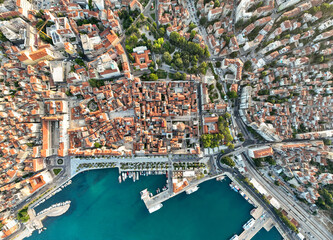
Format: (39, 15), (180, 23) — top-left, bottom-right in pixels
(29, 169), (282, 240)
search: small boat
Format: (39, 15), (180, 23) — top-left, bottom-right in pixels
(185, 186), (199, 195)
(229, 182), (239, 192)
(118, 175), (122, 183)
(136, 172), (139, 180)
(216, 176), (225, 181)
(230, 235), (238, 240)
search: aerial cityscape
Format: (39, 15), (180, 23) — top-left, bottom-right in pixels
(0, 0), (332, 239)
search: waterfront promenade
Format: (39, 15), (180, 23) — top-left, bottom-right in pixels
(23, 155), (288, 240)
(12, 203), (70, 240)
(70, 156), (169, 177)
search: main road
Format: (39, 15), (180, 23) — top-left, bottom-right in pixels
(242, 152), (333, 240)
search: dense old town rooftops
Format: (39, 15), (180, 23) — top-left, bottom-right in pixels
(0, 0), (333, 238)
(68, 80), (200, 156)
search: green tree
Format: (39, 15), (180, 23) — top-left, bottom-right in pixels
(170, 32), (181, 43)
(174, 72), (182, 80)
(202, 134), (213, 148)
(128, 35), (138, 47)
(244, 60), (252, 71)
(0, 30), (8, 42)
(94, 142), (102, 148)
(225, 133), (233, 143)
(163, 52), (172, 64)
(221, 156), (235, 167)
(323, 139), (332, 145)
(216, 61), (221, 68)
(198, 62), (208, 74)
(214, 0), (220, 7)
(228, 143), (235, 150)
(190, 30), (197, 38)
(265, 156), (276, 165)
(189, 22), (197, 31)
(149, 73), (158, 81)
(158, 27), (165, 36)
(227, 91), (238, 99)
(254, 158), (262, 167)
(224, 112), (231, 119)
(200, 16), (207, 25)
(204, 45), (210, 58)
(17, 207), (30, 222)
(174, 58), (183, 69)
(88, 0), (93, 10)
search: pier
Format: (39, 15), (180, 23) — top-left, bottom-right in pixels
(237, 207), (274, 240)
(225, 172), (289, 240)
(28, 202), (71, 230)
(14, 202), (71, 240)
(140, 173), (224, 213)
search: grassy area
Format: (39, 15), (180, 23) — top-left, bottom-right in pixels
(151, 13), (156, 21)
(156, 69), (167, 79)
(17, 207), (30, 222)
(53, 168), (62, 175)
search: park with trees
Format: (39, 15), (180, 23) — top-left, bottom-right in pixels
(201, 113), (234, 149)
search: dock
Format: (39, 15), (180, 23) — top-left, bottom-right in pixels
(236, 207), (274, 240)
(29, 202), (70, 230)
(140, 173), (225, 213)
(225, 172), (290, 240)
(238, 217), (273, 240)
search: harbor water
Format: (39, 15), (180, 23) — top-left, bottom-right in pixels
(29, 169), (282, 240)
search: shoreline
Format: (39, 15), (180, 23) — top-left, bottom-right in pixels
(18, 165), (284, 240)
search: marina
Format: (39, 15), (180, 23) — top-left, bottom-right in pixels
(31, 180), (72, 209)
(228, 181), (255, 206)
(28, 169), (281, 240)
(119, 170), (167, 183)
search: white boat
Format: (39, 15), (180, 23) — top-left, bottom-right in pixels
(185, 186), (199, 195)
(243, 218), (255, 230)
(216, 176), (225, 181)
(230, 235), (238, 240)
(148, 203), (163, 213)
(136, 172), (139, 180)
(118, 175), (122, 183)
